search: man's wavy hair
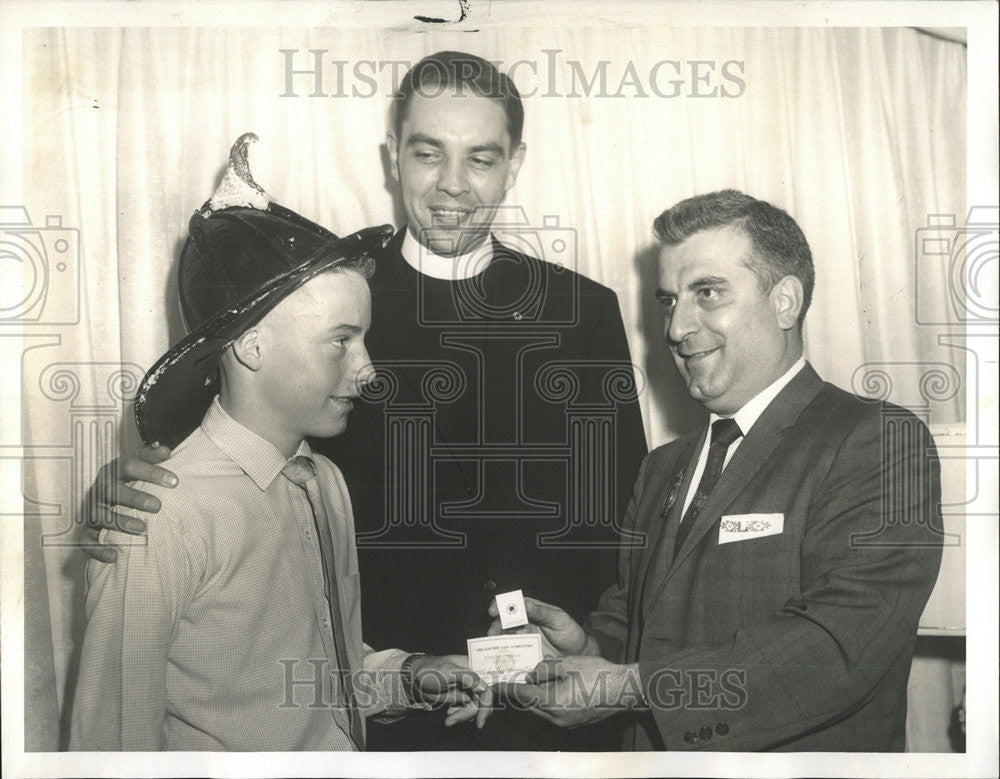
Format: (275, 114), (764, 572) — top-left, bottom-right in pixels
(653, 189), (815, 326)
(393, 51), (524, 149)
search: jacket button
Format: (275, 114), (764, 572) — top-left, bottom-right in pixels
(699, 725), (713, 741)
(483, 580), (497, 595)
(683, 730), (697, 744)
(716, 722), (729, 736)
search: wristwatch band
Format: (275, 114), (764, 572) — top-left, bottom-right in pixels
(400, 653), (427, 705)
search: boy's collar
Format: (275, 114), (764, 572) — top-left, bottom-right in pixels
(201, 397), (312, 490)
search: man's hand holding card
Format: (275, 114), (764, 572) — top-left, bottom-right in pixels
(478, 592), (637, 724)
(474, 591), (600, 689)
(468, 590), (543, 685)
(485, 592), (599, 658)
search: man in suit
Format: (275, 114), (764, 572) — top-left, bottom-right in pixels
(495, 189), (943, 751)
(82, 52), (647, 751)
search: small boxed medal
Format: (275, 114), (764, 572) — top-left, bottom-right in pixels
(495, 589), (528, 630)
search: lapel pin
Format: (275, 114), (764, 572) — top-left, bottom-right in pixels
(661, 466), (686, 517)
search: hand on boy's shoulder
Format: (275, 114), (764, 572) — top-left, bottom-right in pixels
(88, 437), (220, 566)
(80, 443), (177, 562)
(93, 476), (200, 563)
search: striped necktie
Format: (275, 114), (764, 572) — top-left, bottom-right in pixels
(673, 418), (743, 561)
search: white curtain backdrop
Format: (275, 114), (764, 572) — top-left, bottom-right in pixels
(18, 25), (967, 751)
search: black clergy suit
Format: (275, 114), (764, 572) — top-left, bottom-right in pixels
(584, 364), (943, 751)
(315, 229), (648, 750)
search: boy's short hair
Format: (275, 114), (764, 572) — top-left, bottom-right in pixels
(219, 261), (375, 377)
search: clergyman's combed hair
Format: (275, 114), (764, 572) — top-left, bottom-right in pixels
(653, 189), (815, 324)
(393, 51), (524, 149)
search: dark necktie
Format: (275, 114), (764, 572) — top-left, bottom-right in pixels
(282, 455), (365, 750)
(673, 418), (743, 560)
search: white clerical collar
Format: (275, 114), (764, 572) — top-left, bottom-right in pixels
(710, 356), (807, 437)
(400, 228), (494, 280)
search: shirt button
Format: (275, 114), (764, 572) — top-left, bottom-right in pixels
(699, 725), (713, 741)
(683, 730), (697, 745)
(716, 722), (729, 736)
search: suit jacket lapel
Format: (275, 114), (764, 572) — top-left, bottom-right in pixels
(654, 365), (826, 595)
(668, 423), (785, 572)
(633, 434), (701, 629)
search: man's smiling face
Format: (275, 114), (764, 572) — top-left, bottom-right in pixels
(388, 87), (525, 257)
(656, 225), (796, 415)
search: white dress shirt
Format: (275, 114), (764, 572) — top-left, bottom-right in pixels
(680, 357), (807, 517)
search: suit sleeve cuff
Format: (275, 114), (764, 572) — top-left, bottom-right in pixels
(584, 627), (624, 661)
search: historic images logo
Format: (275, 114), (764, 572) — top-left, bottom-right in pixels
(279, 50), (746, 100)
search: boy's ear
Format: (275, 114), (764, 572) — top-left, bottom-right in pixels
(230, 328), (264, 371)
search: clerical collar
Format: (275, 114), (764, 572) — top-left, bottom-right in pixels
(710, 356), (807, 437)
(400, 228), (493, 280)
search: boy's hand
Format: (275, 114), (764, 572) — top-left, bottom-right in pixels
(410, 654), (494, 729)
(80, 444), (178, 562)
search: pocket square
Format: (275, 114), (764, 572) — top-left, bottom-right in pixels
(718, 513), (784, 544)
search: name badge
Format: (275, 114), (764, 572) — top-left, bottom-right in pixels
(718, 513), (784, 544)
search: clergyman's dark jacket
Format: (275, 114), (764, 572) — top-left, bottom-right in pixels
(315, 229), (648, 750)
